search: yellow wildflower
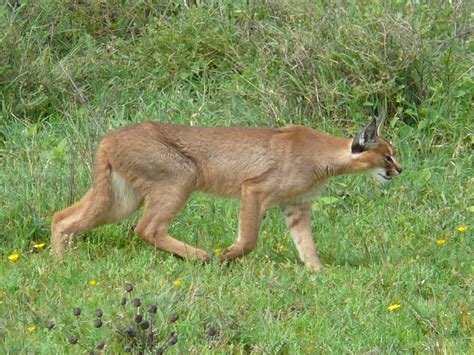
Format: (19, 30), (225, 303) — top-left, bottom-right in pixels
(88, 279), (97, 286)
(276, 243), (286, 252)
(33, 242), (46, 250)
(436, 239), (446, 246)
(27, 325), (37, 334)
(213, 248), (222, 256)
(387, 303), (401, 312)
(457, 225), (467, 233)
(8, 253), (21, 262)
(173, 280), (183, 287)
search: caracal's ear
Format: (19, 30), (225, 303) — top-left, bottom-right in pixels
(351, 115), (385, 154)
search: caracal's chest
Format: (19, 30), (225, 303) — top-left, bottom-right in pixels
(278, 182), (327, 207)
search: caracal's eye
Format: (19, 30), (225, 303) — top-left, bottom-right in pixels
(384, 156), (393, 163)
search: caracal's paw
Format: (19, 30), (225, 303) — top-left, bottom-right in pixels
(219, 245), (243, 262)
(50, 233), (71, 259)
(195, 250), (210, 263)
(306, 261), (323, 272)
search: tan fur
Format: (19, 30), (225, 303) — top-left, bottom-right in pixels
(51, 121), (401, 270)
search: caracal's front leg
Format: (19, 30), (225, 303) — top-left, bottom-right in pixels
(221, 182), (265, 261)
(282, 203), (323, 271)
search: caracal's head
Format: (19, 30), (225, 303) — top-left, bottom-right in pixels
(351, 115), (402, 183)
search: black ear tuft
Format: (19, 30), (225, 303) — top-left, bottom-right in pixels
(363, 115), (379, 141)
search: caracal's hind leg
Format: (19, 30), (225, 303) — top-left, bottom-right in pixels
(51, 189), (94, 257)
(135, 183), (209, 262)
(282, 203), (322, 271)
(51, 171), (142, 257)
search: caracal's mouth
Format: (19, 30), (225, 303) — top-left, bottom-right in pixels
(371, 168), (393, 183)
(377, 173), (392, 181)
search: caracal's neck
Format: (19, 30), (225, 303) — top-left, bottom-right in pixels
(313, 136), (373, 178)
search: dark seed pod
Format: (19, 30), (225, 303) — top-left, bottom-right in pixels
(96, 342), (106, 350)
(134, 314), (143, 324)
(124, 343), (133, 352)
(46, 321), (55, 331)
(73, 307), (81, 316)
(167, 334), (178, 346)
(140, 320), (150, 330)
(95, 308), (103, 318)
(120, 297), (127, 306)
(125, 327), (137, 338)
(68, 335), (79, 344)
(133, 298), (141, 307)
(93, 319), (103, 328)
(207, 326), (217, 337)
(125, 283), (134, 293)
(147, 304), (157, 314)
(168, 313), (178, 323)
(155, 347), (164, 355)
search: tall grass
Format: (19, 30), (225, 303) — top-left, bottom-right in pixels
(1, 1), (471, 124)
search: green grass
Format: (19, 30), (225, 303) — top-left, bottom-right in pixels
(0, 0), (472, 353)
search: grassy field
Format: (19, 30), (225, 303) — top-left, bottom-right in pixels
(0, 0), (472, 353)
